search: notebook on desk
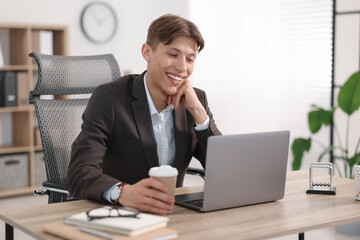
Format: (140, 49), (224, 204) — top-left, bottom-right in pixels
(175, 130), (290, 212)
(43, 221), (177, 240)
(64, 206), (168, 236)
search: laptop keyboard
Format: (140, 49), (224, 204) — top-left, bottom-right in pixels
(184, 199), (203, 207)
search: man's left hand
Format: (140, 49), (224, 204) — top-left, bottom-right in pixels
(168, 80), (207, 124)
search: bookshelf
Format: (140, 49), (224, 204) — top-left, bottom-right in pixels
(0, 23), (68, 198)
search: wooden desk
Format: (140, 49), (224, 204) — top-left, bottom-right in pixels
(1, 170), (360, 240)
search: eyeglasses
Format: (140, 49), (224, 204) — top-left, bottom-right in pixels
(86, 206), (140, 221)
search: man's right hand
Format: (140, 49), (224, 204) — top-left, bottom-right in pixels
(118, 178), (175, 215)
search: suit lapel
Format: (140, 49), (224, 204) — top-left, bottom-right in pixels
(131, 73), (159, 168)
(174, 106), (188, 170)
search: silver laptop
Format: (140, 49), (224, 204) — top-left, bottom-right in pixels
(175, 130), (290, 212)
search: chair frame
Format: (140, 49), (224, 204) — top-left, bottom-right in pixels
(29, 51), (121, 203)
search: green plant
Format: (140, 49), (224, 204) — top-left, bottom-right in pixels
(291, 70), (360, 178)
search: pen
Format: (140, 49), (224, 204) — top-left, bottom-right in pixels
(78, 226), (115, 240)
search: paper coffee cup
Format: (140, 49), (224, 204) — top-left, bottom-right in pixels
(354, 166), (360, 201)
(149, 165), (178, 198)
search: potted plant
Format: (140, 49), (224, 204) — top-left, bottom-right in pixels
(291, 70), (360, 178)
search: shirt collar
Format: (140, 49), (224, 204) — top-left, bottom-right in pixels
(143, 73), (174, 115)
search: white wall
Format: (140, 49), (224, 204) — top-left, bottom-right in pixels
(0, 0), (190, 74)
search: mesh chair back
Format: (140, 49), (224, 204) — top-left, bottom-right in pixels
(29, 52), (120, 203)
(30, 52), (120, 95)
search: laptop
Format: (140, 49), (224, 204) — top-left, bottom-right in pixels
(175, 130), (290, 212)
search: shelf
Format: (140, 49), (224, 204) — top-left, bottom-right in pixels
(34, 145), (43, 151)
(0, 145), (31, 154)
(0, 23), (67, 199)
(31, 24), (68, 31)
(0, 23), (68, 31)
(0, 106), (32, 113)
(0, 186), (37, 198)
(0, 23), (30, 29)
(0, 65), (29, 71)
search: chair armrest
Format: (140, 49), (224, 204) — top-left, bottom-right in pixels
(42, 181), (67, 190)
(34, 181), (70, 196)
(186, 167), (205, 180)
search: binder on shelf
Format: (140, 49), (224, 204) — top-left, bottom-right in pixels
(0, 43), (4, 67)
(17, 72), (28, 106)
(0, 71), (17, 107)
(39, 31), (53, 55)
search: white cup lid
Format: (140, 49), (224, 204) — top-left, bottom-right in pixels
(149, 165), (178, 177)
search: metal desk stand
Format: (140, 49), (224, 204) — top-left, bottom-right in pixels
(306, 162), (336, 195)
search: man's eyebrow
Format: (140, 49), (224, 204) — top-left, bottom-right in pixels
(170, 47), (181, 52)
(170, 47), (196, 56)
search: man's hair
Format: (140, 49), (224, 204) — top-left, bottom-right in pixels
(146, 14), (204, 53)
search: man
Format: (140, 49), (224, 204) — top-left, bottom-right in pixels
(66, 14), (221, 215)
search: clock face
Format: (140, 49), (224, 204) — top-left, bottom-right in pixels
(80, 2), (118, 44)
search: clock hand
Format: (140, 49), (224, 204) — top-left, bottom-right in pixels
(98, 15), (110, 24)
(90, 9), (101, 24)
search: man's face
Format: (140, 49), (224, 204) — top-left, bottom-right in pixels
(143, 35), (197, 99)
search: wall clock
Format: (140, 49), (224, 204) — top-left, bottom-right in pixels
(80, 2), (118, 44)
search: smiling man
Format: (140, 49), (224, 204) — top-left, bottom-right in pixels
(66, 14), (221, 215)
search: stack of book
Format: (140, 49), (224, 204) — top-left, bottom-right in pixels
(43, 206), (178, 240)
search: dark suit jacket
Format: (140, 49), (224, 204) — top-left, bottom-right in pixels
(66, 72), (221, 202)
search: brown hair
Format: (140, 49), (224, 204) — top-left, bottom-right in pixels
(146, 14), (204, 53)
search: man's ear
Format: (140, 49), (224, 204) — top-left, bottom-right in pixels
(141, 43), (151, 62)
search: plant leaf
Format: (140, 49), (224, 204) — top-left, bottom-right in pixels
(349, 152), (360, 168)
(308, 107), (334, 134)
(308, 111), (322, 133)
(292, 138), (311, 170)
(338, 70), (360, 115)
(321, 108), (334, 126)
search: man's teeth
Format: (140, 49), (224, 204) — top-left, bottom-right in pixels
(167, 73), (182, 81)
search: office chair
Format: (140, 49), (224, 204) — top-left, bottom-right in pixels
(30, 52), (204, 204)
(30, 52), (121, 203)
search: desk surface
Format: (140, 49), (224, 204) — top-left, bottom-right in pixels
(1, 170), (360, 240)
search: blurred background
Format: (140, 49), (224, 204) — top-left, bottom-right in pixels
(0, 0), (360, 239)
(0, 0), (359, 185)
